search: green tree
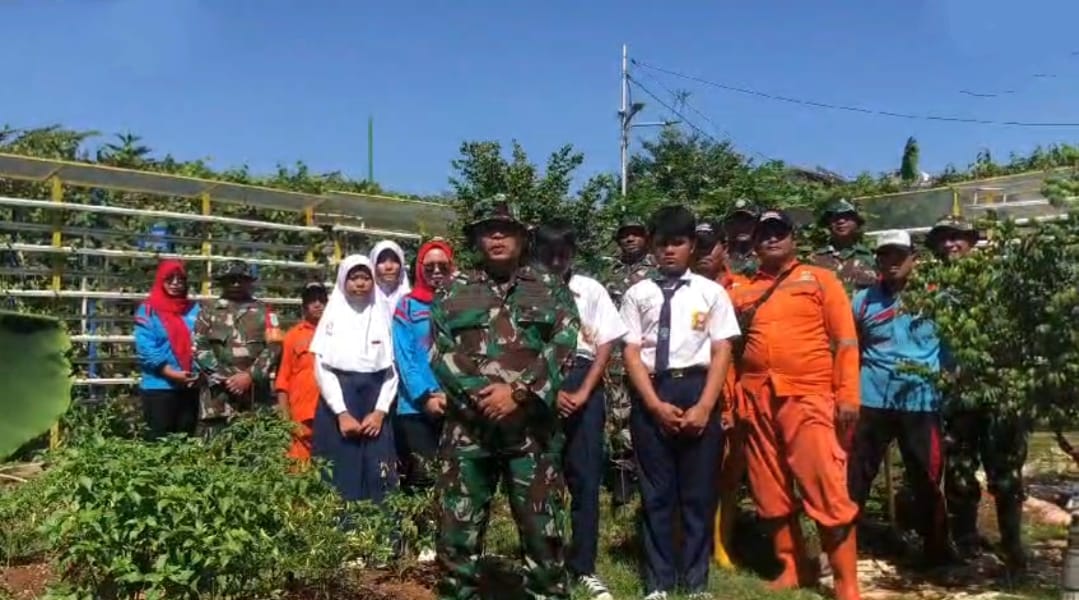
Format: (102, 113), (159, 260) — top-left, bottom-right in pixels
(447, 140), (611, 273)
(900, 136), (920, 183)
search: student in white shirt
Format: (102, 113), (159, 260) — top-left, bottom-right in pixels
(533, 220), (626, 600)
(370, 239), (412, 320)
(310, 254), (400, 504)
(620, 205), (741, 600)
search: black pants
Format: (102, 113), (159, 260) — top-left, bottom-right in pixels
(631, 370), (722, 593)
(847, 407), (948, 547)
(561, 361), (607, 577)
(141, 388), (199, 440)
(944, 409), (1029, 546)
(394, 413), (443, 494)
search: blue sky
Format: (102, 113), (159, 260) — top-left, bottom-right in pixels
(4, 0), (1079, 196)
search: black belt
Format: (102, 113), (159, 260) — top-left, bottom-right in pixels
(650, 365), (708, 380)
(571, 356), (594, 368)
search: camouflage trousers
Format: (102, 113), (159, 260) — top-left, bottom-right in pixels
(437, 448), (570, 600)
(944, 409), (1030, 537)
(603, 359), (637, 505)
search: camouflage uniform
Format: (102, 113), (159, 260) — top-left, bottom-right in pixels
(193, 261), (282, 433)
(603, 217), (658, 504)
(811, 199), (877, 292)
(431, 199), (580, 600)
(722, 199), (760, 277)
(928, 217), (1028, 567)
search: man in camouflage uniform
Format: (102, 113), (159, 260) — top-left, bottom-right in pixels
(193, 260), (283, 436)
(602, 216), (657, 507)
(721, 198), (760, 276)
(431, 197), (581, 600)
(927, 216), (1029, 571)
(811, 199), (877, 292)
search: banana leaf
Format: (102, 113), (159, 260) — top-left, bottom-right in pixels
(0, 311), (72, 459)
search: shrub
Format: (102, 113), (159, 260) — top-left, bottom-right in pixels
(41, 413), (354, 599)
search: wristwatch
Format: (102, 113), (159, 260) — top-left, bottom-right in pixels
(511, 382), (531, 404)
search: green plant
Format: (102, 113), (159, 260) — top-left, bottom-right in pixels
(0, 312), (73, 460)
(42, 412), (351, 599)
(0, 472), (56, 565)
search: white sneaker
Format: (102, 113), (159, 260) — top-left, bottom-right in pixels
(417, 548), (437, 563)
(643, 592), (668, 600)
(577, 574), (613, 600)
(686, 593), (714, 600)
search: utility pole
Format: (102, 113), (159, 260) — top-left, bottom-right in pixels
(367, 116), (374, 184)
(619, 43), (679, 197)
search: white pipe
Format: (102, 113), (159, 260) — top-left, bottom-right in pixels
(866, 212), (1071, 237)
(331, 222), (422, 241)
(70, 335), (134, 342)
(73, 378), (137, 386)
(0, 196), (321, 234)
(6, 243), (321, 269)
(5, 289), (301, 304)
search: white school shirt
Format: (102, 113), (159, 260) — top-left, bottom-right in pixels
(620, 271), (741, 373)
(568, 273), (628, 359)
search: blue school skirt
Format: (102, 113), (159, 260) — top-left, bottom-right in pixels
(312, 368), (399, 503)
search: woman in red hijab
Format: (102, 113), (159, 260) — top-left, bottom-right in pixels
(390, 239), (454, 561)
(133, 260), (202, 439)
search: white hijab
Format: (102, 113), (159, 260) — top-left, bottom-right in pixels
(369, 240), (411, 318)
(310, 255), (394, 373)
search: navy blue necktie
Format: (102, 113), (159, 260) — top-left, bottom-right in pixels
(654, 279), (686, 374)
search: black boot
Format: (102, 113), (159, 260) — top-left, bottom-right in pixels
(950, 502), (984, 559)
(996, 496), (1028, 574)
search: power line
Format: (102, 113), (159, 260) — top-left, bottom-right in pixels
(628, 75), (716, 141)
(634, 68), (776, 163)
(633, 59), (1079, 128)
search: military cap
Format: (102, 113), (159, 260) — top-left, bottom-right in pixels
(695, 220), (724, 249)
(463, 194), (526, 238)
(614, 215), (648, 240)
(214, 260), (256, 281)
(926, 215), (978, 246)
(820, 198), (865, 225)
(723, 198), (760, 222)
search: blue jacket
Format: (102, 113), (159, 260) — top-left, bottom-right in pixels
(133, 302), (201, 391)
(852, 284), (942, 412)
(391, 295), (441, 415)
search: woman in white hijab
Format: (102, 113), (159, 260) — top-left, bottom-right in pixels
(369, 240), (411, 319)
(310, 254), (399, 503)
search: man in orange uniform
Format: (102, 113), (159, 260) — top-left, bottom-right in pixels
(274, 282), (328, 460)
(692, 220), (748, 570)
(731, 210), (861, 600)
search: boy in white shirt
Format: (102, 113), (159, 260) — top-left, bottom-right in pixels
(620, 205), (741, 600)
(533, 220), (627, 600)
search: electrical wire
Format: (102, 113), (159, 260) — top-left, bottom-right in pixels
(633, 68), (777, 163)
(628, 75), (718, 141)
(633, 59), (1079, 128)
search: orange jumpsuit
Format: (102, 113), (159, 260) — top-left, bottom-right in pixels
(274, 321), (320, 460)
(731, 260), (861, 599)
(714, 268), (749, 568)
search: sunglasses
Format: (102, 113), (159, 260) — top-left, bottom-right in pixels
(423, 261), (451, 273)
(165, 274), (187, 284)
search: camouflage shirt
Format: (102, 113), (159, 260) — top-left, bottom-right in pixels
(430, 264), (580, 456)
(811, 242), (878, 293)
(604, 253), (658, 309)
(728, 250), (759, 277)
(193, 298), (282, 420)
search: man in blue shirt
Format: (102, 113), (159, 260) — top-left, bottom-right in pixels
(847, 230), (953, 567)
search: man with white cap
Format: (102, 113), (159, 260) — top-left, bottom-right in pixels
(847, 230), (954, 567)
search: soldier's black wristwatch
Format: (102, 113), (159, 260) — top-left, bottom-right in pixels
(511, 382), (531, 404)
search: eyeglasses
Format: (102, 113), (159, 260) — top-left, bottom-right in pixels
(423, 261), (451, 273)
(165, 275), (187, 284)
